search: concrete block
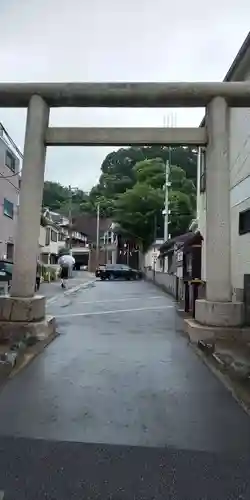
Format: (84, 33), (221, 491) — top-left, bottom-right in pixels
(184, 318), (250, 344)
(195, 299), (244, 327)
(0, 315), (56, 343)
(0, 295), (46, 322)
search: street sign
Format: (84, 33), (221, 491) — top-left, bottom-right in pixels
(176, 250), (183, 262)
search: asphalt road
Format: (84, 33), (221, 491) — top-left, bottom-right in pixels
(0, 277), (250, 499)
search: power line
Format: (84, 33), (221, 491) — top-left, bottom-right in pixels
(0, 123), (23, 160)
(0, 169), (20, 179)
(0, 171), (19, 192)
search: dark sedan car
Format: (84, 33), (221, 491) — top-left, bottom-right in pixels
(95, 264), (142, 281)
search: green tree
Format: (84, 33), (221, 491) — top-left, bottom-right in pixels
(43, 181), (92, 215)
(42, 146), (197, 220)
(133, 158), (165, 189)
(169, 191), (194, 237)
(96, 146), (197, 203)
(43, 181), (70, 211)
(113, 156), (195, 249)
(114, 183), (164, 250)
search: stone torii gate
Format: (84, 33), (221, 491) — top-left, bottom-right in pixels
(0, 81), (250, 338)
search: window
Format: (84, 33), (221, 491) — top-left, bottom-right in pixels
(5, 150), (16, 173)
(3, 199), (14, 219)
(200, 148), (206, 193)
(51, 229), (57, 242)
(45, 228), (50, 246)
(59, 232), (65, 242)
(239, 209), (250, 235)
(6, 242), (14, 261)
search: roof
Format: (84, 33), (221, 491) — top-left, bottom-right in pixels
(224, 31), (250, 83)
(72, 214), (112, 242)
(159, 232), (193, 254)
(200, 31), (250, 127)
(183, 231), (203, 252)
(159, 231), (203, 255)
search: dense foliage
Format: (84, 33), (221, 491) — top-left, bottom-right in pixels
(43, 181), (90, 215)
(43, 146), (197, 249)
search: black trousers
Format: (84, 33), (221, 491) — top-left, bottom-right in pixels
(35, 276), (41, 291)
(61, 267), (69, 279)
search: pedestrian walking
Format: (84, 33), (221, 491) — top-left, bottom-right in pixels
(58, 254), (75, 288)
(35, 261), (41, 292)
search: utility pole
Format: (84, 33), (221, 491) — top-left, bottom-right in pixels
(163, 160), (170, 242)
(162, 112), (175, 243)
(126, 242), (130, 266)
(68, 185), (73, 252)
(96, 202), (100, 267)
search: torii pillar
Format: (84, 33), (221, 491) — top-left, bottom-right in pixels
(195, 97), (243, 328)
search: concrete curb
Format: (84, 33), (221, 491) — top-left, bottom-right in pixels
(0, 328), (59, 388)
(192, 340), (250, 417)
(46, 279), (96, 305)
(10, 329), (59, 379)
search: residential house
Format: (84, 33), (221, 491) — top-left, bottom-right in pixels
(144, 239), (164, 272)
(39, 209), (88, 265)
(39, 209), (66, 263)
(72, 214), (112, 246)
(72, 214), (112, 270)
(0, 125), (21, 261)
(197, 31), (250, 303)
(102, 221), (143, 269)
(102, 222), (117, 265)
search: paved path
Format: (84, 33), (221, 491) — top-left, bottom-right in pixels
(0, 279), (249, 499)
(38, 270), (94, 300)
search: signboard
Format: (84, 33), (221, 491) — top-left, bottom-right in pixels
(176, 250), (183, 263)
(152, 250), (159, 265)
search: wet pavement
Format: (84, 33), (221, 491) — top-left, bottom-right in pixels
(0, 278), (250, 498)
(38, 270), (94, 300)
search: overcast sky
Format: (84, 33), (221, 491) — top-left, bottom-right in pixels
(1, 0), (250, 191)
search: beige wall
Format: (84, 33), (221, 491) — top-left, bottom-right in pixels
(229, 69), (250, 294)
(40, 225), (60, 256)
(0, 137), (20, 259)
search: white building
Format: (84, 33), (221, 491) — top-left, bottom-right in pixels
(0, 125), (21, 261)
(102, 222), (118, 264)
(144, 239), (164, 271)
(39, 208), (88, 264)
(197, 32), (250, 303)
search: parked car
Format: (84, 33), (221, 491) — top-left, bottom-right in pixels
(0, 259), (13, 291)
(96, 264), (142, 281)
